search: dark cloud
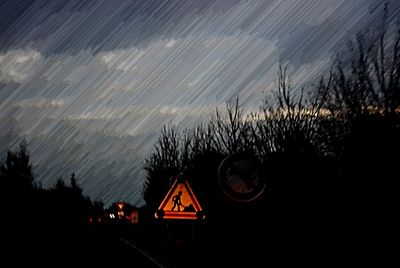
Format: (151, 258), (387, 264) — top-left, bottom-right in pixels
(0, 0), (244, 55)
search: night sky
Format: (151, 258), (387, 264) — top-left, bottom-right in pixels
(1, 0), (399, 206)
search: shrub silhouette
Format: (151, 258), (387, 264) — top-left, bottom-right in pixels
(143, 6), (399, 244)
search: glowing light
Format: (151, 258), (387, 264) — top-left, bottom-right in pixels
(130, 211), (139, 224)
(117, 211), (124, 219)
(117, 202), (125, 210)
(155, 175), (204, 220)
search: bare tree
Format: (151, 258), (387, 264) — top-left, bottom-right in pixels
(253, 64), (328, 158)
(325, 4), (400, 118)
(143, 124), (182, 208)
(211, 96), (252, 154)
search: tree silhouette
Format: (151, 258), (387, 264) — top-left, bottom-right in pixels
(0, 142), (101, 232)
(47, 174), (93, 226)
(212, 96), (252, 155)
(143, 124), (182, 211)
(0, 142), (34, 190)
(140, 5), (399, 256)
(0, 142), (37, 232)
(316, 6), (400, 235)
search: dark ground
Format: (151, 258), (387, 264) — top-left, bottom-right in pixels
(2, 224), (160, 267)
(1, 213), (390, 268)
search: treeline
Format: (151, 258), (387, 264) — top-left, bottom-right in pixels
(143, 8), (399, 236)
(0, 143), (103, 232)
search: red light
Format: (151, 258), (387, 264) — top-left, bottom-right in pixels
(117, 202), (125, 210)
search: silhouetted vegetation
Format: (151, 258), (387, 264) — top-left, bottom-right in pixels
(0, 142), (36, 231)
(317, 5), (400, 235)
(0, 142), (34, 190)
(0, 144), (103, 234)
(142, 8), (399, 263)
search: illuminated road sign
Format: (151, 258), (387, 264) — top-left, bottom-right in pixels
(155, 175), (204, 220)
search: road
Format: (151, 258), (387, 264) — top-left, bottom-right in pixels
(1, 222), (340, 267)
(2, 225), (164, 267)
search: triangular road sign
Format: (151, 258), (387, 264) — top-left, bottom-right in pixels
(155, 175), (204, 220)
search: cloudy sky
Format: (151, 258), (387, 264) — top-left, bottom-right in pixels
(1, 0), (399, 206)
